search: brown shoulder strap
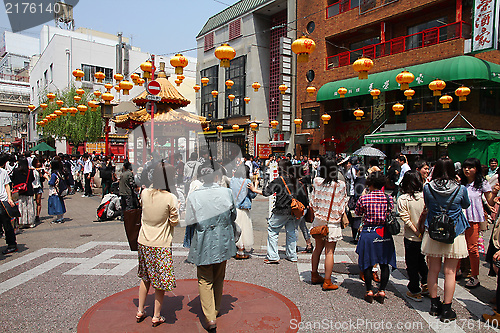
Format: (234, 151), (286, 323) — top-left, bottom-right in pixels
(281, 176), (292, 195)
(326, 182), (338, 223)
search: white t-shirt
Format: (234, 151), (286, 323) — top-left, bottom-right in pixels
(245, 160), (253, 175)
(0, 168), (11, 201)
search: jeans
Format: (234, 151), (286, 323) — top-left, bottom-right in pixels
(267, 213), (298, 261)
(296, 217), (310, 242)
(404, 238), (428, 293)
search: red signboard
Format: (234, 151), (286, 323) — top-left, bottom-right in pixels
(257, 144), (271, 159)
(147, 80), (161, 95)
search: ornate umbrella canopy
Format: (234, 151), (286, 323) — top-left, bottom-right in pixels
(353, 146), (386, 158)
(132, 77), (190, 109)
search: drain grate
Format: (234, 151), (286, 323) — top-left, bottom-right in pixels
(80, 234), (92, 237)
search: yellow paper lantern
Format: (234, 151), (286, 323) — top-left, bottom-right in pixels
(396, 70), (415, 90)
(175, 79), (182, 86)
(244, 97), (251, 104)
(214, 43), (236, 68)
(28, 104), (36, 111)
(217, 125), (224, 132)
(54, 110), (63, 116)
(94, 71), (105, 83)
(40, 103), (48, 110)
(232, 124), (240, 131)
(225, 80), (234, 89)
(439, 95), (453, 109)
(353, 108), (364, 120)
(68, 107), (78, 116)
(270, 120), (279, 129)
(228, 94), (235, 101)
(104, 83), (113, 91)
(306, 86), (317, 96)
(73, 95), (81, 102)
(47, 92), (56, 101)
(140, 61), (153, 79)
(56, 100), (64, 107)
(211, 90), (219, 98)
(170, 54), (188, 75)
(291, 36), (316, 63)
(94, 90), (102, 98)
(294, 118), (303, 128)
(279, 84), (288, 94)
(76, 88), (85, 95)
(201, 77), (210, 86)
(429, 79), (446, 96)
(392, 103), (404, 115)
(193, 84), (201, 93)
(72, 69), (84, 81)
(404, 89), (415, 100)
(102, 92), (114, 105)
(88, 100), (99, 111)
(130, 73), (140, 84)
(137, 78), (145, 86)
(60, 107), (68, 115)
(352, 57), (373, 80)
(321, 114), (331, 124)
(252, 82), (261, 92)
(455, 86), (470, 101)
(249, 122), (259, 131)
(337, 87), (347, 98)
(77, 104), (88, 115)
(370, 89), (380, 100)
(114, 85), (121, 92)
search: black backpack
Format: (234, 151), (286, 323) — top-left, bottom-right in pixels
(427, 186), (460, 244)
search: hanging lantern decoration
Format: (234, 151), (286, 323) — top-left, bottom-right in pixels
(193, 84), (201, 93)
(392, 103), (404, 115)
(203, 126), (210, 132)
(119, 80), (133, 95)
(291, 36), (316, 63)
(49, 113), (58, 120)
(60, 107), (68, 115)
(294, 118), (303, 129)
(77, 104), (88, 115)
(249, 122), (259, 131)
(429, 79), (446, 96)
(28, 104), (36, 111)
(40, 103), (48, 110)
(88, 100), (99, 111)
(352, 57), (374, 80)
(114, 85), (121, 92)
(177, 75), (185, 82)
(321, 114), (331, 125)
(455, 86), (470, 101)
(306, 86), (317, 96)
(439, 95), (453, 109)
(114, 74), (124, 83)
(175, 79), (182, 86)
(47, 92), (56, 101)
(137, 78), (145, 86)
(54, 110), (63, 117)
(94, 71), (105, 83)
(279, 84), (288, 94)
(232, 124), (239, 131)
(252, 82), (261, 92)
(104, 83), (113, 91)
(56, 100), (64, 107)
(270, 120), (279, 129)
(130, 73), (140, 85)
(337, 87), (347, 98)
(74, 95), (81, 102)
(72, 69), (84, 81)
(68, 107), (78, 116)
(404, 89), (415, 100)
(225, 79), (234, 89)
(201, 77), (210, 86)
(76, 88), (85, 96)
(94, 90), (102, 98)
(102, 92), (114, 105)
(370, 89), (381, 100)
(140, 61), (153, 79)
(353, 108), (364, 120)
(217, 125), (224, 132)
(214, 43), (236, 68)
(228, 94), (235, 101)
(170, 54), (188, 75)
(396, 70), (415, 90)
(211, 90), (219, 98)
(244, 97), (251, 104)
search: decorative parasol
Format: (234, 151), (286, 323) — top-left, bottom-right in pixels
(353, 146), (386, 158)
(30, 142), (56, 152)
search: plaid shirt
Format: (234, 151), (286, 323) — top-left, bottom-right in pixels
(355, 190), (393, 226)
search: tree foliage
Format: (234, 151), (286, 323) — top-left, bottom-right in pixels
(36, 86), (104, 147)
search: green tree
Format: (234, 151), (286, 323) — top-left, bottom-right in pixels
(37, 86), (104, 153)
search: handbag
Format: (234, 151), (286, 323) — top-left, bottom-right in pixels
(12, 170), (30, 195)
(281, 176), (305, 219)
(304, 206), (314, 223)
(123, 208), (142, 251)
(1, 200), (21, 218)
(310, 182), (337, 239)
(427, 186), (460, 244)
(384, 194), (400, 235)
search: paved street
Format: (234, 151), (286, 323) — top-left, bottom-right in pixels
(0, 191), (499, 332)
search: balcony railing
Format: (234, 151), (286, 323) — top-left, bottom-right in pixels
(326, 21), (472, 70)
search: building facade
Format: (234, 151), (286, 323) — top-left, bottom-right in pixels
(196, 0), (297, 159)
(296, 0), (500, 161)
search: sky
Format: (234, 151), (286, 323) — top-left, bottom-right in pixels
(0, 0), (241, 57)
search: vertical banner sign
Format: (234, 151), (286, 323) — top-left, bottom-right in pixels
(473, 0), (497, 52)
(268, 160), (279, 219)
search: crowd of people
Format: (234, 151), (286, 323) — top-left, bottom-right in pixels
(4, 147), (500, 328)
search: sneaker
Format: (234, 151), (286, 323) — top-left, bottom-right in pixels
(406, 291), (423, 302)
(82, 195), (88, 198)
(51, 219), (59, 224)
(2, 246), (18, 254)
(421, 284), (429, 296)
(465, 277), (480, 289)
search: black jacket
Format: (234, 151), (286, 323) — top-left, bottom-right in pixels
(262, 176), (309, 215)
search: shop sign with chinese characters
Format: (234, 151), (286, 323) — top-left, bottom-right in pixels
(473, 0), (498, 52)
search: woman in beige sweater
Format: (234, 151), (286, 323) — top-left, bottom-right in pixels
(136, 162), (179, 327)
(397, 171), (427, 302)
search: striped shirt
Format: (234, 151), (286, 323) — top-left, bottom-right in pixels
(355, 190), (393, 226)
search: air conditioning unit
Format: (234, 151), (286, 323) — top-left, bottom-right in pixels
(82, 81), (93, 89)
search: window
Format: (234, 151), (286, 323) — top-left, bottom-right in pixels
(200, 65), (218, 119)
(480, 85), (500, 116)
(82, 64), (113, 83)
(49, 64), (53, 83)
(301, 107), (320, 129)
(43, 70), (48, 86)
(204, 32), (214, 52)
(225, 56), (246, 118)
(327, 0), (359, 18)
(407, 17), (447, 50)
(229, 19), (241, 40)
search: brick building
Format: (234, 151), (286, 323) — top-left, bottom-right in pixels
(295, 0), (500, 162)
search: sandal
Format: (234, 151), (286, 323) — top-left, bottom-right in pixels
(374, 291), (386, 304)
(364, 290), (374, 303)
(264, 259), (279, 264)
(301, 244), (314, 253)
(235, 253), (250, 259)
(136, 310), (147, 323)
(152, 316), (165, 327)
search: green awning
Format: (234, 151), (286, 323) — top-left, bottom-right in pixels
(317, 56), (500, 102)
(364, 128), (500, 145)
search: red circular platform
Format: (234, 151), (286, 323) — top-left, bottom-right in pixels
(78, 279), (300, 332)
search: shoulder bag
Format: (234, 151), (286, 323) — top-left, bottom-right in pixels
(427, 186), (460, 244)
(310, 182), (337, 238)
(12, 169), (30, 195)
(123, 208), (142, 251)
(281, 176), (305, 219)
(384, 194), (400, 235)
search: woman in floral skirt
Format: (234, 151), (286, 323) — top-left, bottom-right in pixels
(136, 162), (179, 327)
